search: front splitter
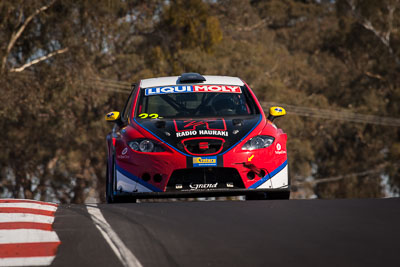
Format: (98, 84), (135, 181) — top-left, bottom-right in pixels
(112, 187), (290, 201)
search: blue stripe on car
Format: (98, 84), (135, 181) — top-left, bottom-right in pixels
(116, 164), (162, 192)
(249, 160), (288, 189)
(133, 117), (192, 157)
(219, 114), (262, 155)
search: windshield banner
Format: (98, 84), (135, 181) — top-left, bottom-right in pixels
(145, 85), (241, 96)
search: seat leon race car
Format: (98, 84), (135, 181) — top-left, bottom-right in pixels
(105, 73), (289, 203)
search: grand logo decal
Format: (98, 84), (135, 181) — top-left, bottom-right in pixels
(193, 156), (217, 167)
(174, 119), (228, 138)
(189, 182), (218, 190)
(145, 85), (241, 96)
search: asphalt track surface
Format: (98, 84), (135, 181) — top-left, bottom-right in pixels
(52, 198), (400, 267)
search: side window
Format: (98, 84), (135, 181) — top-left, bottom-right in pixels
(121, 84), (136, 124)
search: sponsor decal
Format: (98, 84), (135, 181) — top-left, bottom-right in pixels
(145, 85), (241, 96)
(275, 143), (287, 155)
(275, 107), (283, 112)
(138, 113), (161, 119)
(180, 120), (209, 130)
(175, 119), (228, 137)
(176, 130), (227, 138)
(176, 130), (198, 137)
(117, 147), (129, 159)
(193, 156), (217, 167)
(189, 182), (218, 190)
(145, 85), (193, 96)
(193, 85), (241, 93)
(198, 129), (228, 136)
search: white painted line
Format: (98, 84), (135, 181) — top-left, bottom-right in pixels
(0, 256), (55, 266)
(0, 203), (57, 212)
(0, 229), (59, 244)
(0, 213), (55, 224)
(86, 204), (143, 267)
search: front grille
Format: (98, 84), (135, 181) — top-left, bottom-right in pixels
(181, 138), (224, 155)
(167, 167), (245, 191)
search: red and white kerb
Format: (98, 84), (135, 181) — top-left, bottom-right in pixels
(0, 199), (60, 266)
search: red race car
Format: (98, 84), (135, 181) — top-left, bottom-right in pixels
(105, 73), (289, 203)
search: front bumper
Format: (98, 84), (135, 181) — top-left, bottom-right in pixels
(114, 141), (289, 193)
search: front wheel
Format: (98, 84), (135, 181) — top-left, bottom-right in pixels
(106, 155), (137, 203)
(106, 155), (117, 203)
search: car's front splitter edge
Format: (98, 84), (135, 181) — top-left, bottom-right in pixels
(113, 188), (291, 200)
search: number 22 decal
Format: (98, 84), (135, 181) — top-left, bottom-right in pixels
(138, 113), (160, 119)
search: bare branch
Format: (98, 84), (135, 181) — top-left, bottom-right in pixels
(236, 18), (269, 32)
(294, 163), (396, 186)
(1, 0), (56, 72)
(385, 5), (395, 42)
(346, 0), (399, 64)
(311, 168), (383, 185)
(361, 18), (391, 48)
(10, 47), (68, 72)
(346, 0), (388, 45)
(16, 8), (24, 27)
(347, 0), (356, 12)
(364, 71), (384, 80)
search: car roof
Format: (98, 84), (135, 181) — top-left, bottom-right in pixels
(140, 75), (244, 88)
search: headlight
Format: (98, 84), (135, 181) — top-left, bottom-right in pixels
(129, 141), (140, 151)
(128, 139), (164, 152)
(242, 135), (274, 150)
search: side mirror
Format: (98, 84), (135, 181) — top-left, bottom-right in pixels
(267, 106), (286, 122)
(105, 111), (121, 122)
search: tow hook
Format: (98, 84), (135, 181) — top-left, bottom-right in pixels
(242, 162), (267, 179)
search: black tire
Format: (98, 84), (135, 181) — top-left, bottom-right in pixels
(106, 155), (136, 204)
(106, 155), (116, 203)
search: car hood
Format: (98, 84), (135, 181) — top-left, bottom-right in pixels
(134, 115), (262, 156)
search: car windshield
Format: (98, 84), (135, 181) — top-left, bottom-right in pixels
(135, 85), (259, 119)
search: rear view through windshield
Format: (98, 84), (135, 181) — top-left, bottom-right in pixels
(136, 85), (260, 119)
